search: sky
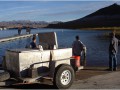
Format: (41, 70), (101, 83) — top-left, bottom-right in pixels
(0, 1), (120, 22)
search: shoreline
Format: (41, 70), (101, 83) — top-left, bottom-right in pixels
(79, 27), (120, 31)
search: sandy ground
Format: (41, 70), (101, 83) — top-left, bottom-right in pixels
(70, 71), (120, 89)
(0, 66), (120, 89)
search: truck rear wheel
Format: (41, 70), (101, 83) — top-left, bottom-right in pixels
(0, 70), (10, 81)
(53, 65), (75, 89)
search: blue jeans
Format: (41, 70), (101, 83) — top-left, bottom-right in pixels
(109, 53), (117, 70)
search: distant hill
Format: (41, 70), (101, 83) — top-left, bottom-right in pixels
(47, 3), (120, 29)
(0, 20), (61, 29)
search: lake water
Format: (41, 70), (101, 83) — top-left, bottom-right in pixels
(0, 28), (120, 66)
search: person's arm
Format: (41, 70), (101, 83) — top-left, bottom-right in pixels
(80, 41), (86, 49)
(112, 39), (114, 45)
(81, 41), (87, 55)
(112, 39), (117, 53)
(115, 37), (120, 43)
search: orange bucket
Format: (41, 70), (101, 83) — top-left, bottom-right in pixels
(72, 56), (80, 67)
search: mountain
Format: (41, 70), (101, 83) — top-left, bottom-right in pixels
(47, 3), (120, 29)
(50, 21), (62, 24)
(0, 20), (49, 29)
(0, 20), (62, 29)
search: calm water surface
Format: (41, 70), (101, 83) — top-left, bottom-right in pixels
(0, 28), (120, 66)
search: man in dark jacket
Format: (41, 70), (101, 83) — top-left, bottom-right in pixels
(109, 32), (120, 71)
(72, 35), (86, 56)
(30, 36), (38, 49)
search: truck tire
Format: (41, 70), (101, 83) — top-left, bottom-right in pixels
(0, 70), (10, 81)
(53, 65), (75, 89)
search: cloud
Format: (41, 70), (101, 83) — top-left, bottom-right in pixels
(12, 3), (94, 16)
(0, 6), (32, 12)
(0, 8), (49, 21)
(0, 1), (120, 22)
(42, 10), (89, 16)
(16, 9), (49, 14)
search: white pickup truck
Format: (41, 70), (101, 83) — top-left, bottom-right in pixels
(0, 32), (84, 89)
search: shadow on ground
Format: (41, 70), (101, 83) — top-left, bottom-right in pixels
(1, 83), (57, 89)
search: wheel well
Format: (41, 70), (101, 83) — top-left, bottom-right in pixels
(55, 64), (70, 72)
(54, 64), (72, 78)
